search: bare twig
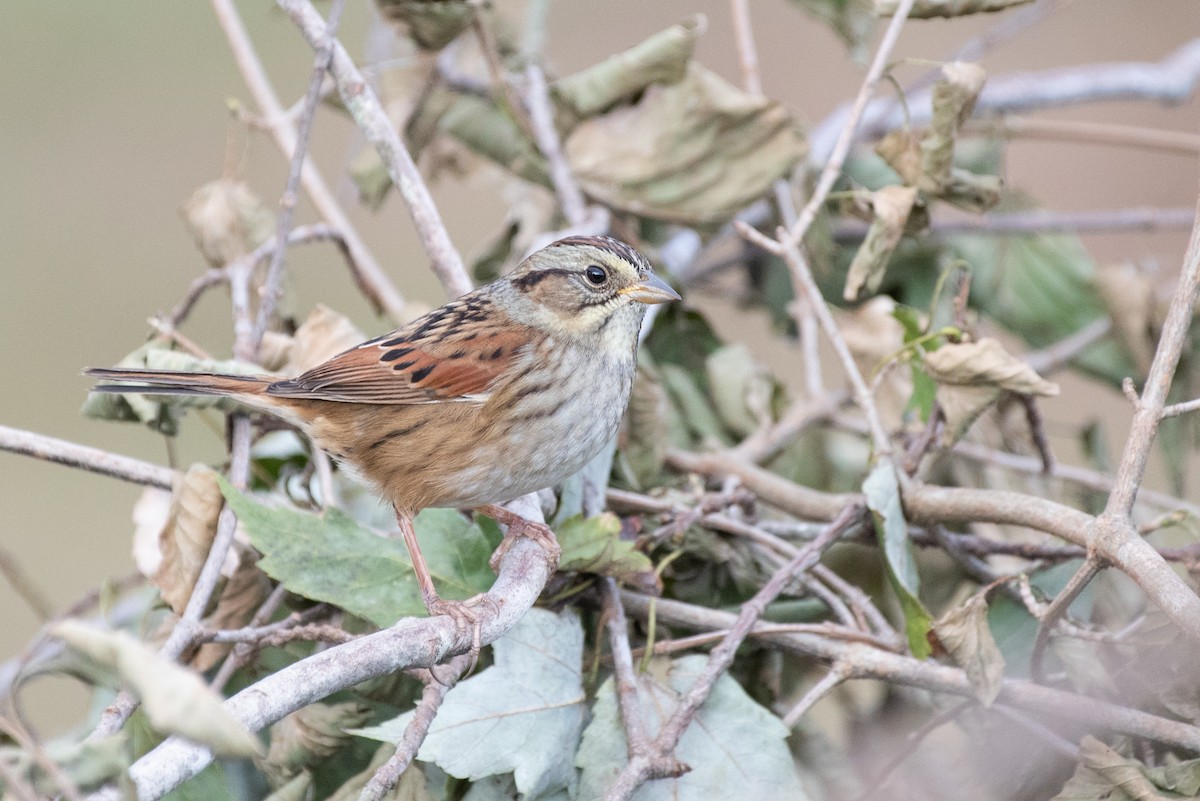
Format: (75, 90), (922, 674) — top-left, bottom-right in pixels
(210, 0), (407, 320)
(279, 0), (473, 297)
(781, 662), (850, 728)
(359, 654), (472, 801)
(1162, 396), (1200, 419)
(1023, 317), (1113, 376)
(982, 115), (1200, 157)
(1030, 556), (1103, 682)
(830, 206), (1198, 241)
(0, 424), (176, 490)
(620, 592), (1200, 752)
(524, 63), (588, 226)
(604, 507), (860, 800)
(730, 0), (763, 96)
(251, 0), (346, 353)
(0, 544), (54, 621)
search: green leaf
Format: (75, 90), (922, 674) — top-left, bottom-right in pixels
(377, 0), (473, 50)
(219, 479), (495, 626)
(0, 734), (129, 796)
(932, 592), (1005, 705)
(576, 655), (809, 800)
(556, 514), (658, 593)
(554, 16), (702, 119)
(353, 609), (586, 799)
(863, 461), (932, 658)
(52, 620), (260, 758)
(907, 364), (938, 422)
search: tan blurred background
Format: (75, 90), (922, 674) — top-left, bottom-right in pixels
(2, 1), (1197, 732)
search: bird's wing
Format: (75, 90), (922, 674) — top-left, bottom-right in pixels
(266, 296), (534, 404)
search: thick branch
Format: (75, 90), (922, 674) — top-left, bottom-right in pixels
(94, 537), (555, 801)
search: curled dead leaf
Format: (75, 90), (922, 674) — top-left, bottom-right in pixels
(1095, 263), (1156, 374)
(285, 304), (367, 376)
(181, 179), (273, 268)
(920, 62), (987, 193)
(154, 464), (228, 615)
(262, 702), (372, 786)
(932, 592), (1004, 705)
(843, 185), (919, 301)
(923, 337), (1059, 396)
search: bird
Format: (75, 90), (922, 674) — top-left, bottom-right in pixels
(86, 235), (679, 644)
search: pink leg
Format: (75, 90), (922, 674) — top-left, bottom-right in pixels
(476, 503), (561, 573)
(395, 508), (493, 668)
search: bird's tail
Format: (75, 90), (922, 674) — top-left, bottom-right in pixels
(84, 367), (273, 400)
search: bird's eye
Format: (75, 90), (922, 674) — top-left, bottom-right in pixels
(584, 265), (608, 286)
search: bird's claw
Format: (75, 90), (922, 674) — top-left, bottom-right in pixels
(489, 518), (561, 573)
(425, 594), (498, 674)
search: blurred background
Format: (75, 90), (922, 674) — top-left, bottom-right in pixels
(2, 0), (1197, 733)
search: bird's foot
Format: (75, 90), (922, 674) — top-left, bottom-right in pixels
(424, 592), (497, 673)
(488, 516), (561, 573)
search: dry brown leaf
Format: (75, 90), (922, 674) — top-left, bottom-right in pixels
(285, 305), (367, 376)
(932, 592), (1004, 705)
(843, 185), (918, 301)
(923, 338), (1058, 396)
(181, 179), (273, 268)
(154, 464), (226, 615)
(131, 486), (171, 578)
(1095, 263), (1156, 374)
(920, 62), (987, 193)
(875, 130), (922, 185)
(261, 702), (372, 786)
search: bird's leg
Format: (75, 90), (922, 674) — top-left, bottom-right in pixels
(475, 503), (561, 573)
(395, 508), (492, 667)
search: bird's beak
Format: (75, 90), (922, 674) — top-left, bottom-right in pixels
(619, 273), (681, 305)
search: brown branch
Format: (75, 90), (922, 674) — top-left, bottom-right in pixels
(666, 447), (1200, 640)
(250, 0), (346, 353)
(982, 115), (1200, 157)
(279, 0), (474, 297)
(620, 592), (1200, 753)
(359, 654), (471, 801)
(210, 0), (407, 321)
(0, 424), (177, 490)
(780, 661), (849, 728)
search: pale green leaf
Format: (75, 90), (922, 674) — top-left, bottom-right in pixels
(219, 479), (495, 626)
(52, 621), (260, 758)
(354, 609), (586, 800)
(863, 461), (932, 657)
(557, 514), (658, 593)
(576, 655), (808, 801)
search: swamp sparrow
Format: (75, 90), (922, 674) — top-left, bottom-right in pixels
(88, 236), (679, 639)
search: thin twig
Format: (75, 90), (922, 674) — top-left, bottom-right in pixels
(524, 62), (588, 227)
(358, 654), (471, 801)
(0, 544), (54, 622)
(729, 0), (763, 96)
(1162, 396), (1200, 419)
(1029, 556), (1103, 682)
(0, 424), (176, 490)
(210, 0), (407, 320)
(603, 507), (860, 800)
(981, 115), (1200, 157)
(620, 592), (1200, 752)
(1023, 317), (1112, 376)
(781, 662), (849, 728)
